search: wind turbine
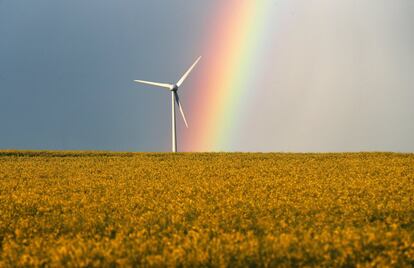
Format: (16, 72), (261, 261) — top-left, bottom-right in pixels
(134, 56), (201, 152)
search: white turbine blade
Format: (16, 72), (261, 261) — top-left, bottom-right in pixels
(174, 92), (188, 128)
(134, 80), (173, 90)
(176, 56), (201, 87)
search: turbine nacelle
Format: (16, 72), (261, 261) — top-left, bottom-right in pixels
(170, 85), (179, 92)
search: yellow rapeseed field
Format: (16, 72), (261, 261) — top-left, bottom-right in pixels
(0, 151), (413, 267)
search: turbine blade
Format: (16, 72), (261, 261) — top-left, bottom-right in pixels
(134, 80), (173, 90)
(174, 92), (188, 128)
(176, 56), (201, 87)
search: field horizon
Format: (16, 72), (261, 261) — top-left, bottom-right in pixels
(1, 150), (413, 156)
(1, 150), (413, 266)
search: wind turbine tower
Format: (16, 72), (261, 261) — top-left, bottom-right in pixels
(134, 56), (201, 152)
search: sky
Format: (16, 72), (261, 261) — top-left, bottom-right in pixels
(0, 0), (413, 152)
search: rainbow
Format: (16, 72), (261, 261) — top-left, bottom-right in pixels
(182, 1), (275, 151)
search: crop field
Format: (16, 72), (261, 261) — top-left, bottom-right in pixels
(0, 151), (413, 267)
